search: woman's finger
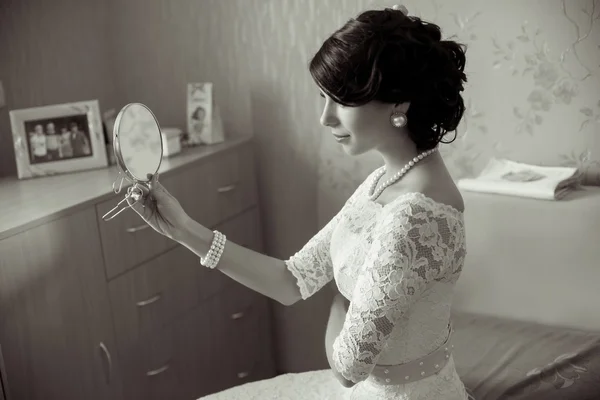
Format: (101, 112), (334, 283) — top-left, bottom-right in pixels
(127, 192), (148, 217)
(147, 173), (161, 191)
(154, 178), (169, 195)
(128, 196), (146, 216)
(137, 183), (150, 197)
(124, 184), (153, 218)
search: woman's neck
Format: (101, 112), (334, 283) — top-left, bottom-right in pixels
(379, 146), (440, 176)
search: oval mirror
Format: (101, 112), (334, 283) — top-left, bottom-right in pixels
(114, 103), (163, 183)
(102, 103), (163, 221)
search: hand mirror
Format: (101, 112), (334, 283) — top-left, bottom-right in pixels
(102, 103), (163, 221)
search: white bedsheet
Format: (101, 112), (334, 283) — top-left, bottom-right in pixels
(198, 369), (349, 400)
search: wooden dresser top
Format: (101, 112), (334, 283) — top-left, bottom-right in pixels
(0, 136), (252, 240)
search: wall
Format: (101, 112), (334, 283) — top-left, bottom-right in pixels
(0, 0), (119, 177)
(317, 0), (600, 220)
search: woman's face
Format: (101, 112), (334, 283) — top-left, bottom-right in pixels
(318, 91), (399, 156)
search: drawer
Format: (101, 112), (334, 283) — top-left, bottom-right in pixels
(205, 144), (258, 226)
(169, 144), (257, 230)
(119, 322), (188, 400)
(95, 178), (180, 279)
(119, 301), (225, 400)
(199, 207), (264, 298)
(208, 285), (275, 391)
(162, 160), (211, 227)
(108, 245), (200, 352)
(173, 305), (223, 398)
(118, 286), (274, 400)
(214, 206), (263, 252)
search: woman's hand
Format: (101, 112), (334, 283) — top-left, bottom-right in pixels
(333, 293), (350, 313)
(327, 293), (349, 338)
(127, 174), (191, 240)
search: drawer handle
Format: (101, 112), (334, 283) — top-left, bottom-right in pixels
(146, 363), (170, 377)
(99, 342), (113, 384)
(217, 184), (237, 193)
(231, 311), (245, 320)
(136, 293), (162, 307)
(237, 371), (249, 379)
(126, 224), (151, 233)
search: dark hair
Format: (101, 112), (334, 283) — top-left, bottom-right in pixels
(309, 8), (467, 151)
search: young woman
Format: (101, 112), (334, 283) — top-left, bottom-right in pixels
(130, 5), (469, 399)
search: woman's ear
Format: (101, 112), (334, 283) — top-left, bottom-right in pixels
(393, 102), (411, 113)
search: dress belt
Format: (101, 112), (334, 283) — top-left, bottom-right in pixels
(369, 324), (454, 385)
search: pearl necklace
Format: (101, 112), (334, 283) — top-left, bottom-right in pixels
(369, 148), (438, 201)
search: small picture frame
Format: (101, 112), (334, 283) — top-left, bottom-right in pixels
(186, 82), (224, 146)
(9, 100), (108, 179)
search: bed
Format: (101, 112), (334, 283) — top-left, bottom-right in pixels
(452, 311), (600, 399)
(199, 187), (600, 400)
(446, 187), (600, 399)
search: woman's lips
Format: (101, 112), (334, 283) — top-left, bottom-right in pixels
(333, 133), (350, 138)
(333, 133), (351, 142)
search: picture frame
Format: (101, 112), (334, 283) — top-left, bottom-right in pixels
(186, 82), (224, 146)
(9, 100), (108, 179)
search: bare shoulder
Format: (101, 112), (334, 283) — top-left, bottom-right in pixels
(378, 163), (465, 213)
(420, 181), (465, 213)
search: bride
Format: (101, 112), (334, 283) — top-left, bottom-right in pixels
(130, 4), (469, 399)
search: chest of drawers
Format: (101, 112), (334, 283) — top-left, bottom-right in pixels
(0, 137), (275, 400)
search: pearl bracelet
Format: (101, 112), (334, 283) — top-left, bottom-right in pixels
(200, 230), (226, 269)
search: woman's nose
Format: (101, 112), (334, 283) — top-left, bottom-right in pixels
(320, 106), (338, 128)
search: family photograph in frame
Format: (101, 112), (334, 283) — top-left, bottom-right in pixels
(9, 100), (108, 179)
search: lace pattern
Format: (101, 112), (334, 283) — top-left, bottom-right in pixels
(285, 185), (362, 299)
(284, 212), (338, 299)
(332, 199), (465, 383)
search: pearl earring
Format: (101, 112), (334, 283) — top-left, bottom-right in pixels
(390, 111), (407, 128)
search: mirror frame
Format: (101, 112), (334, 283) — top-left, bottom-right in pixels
(113, 102), (164, 185)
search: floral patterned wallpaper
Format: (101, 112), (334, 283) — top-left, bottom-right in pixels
(317, 0), (600, 221)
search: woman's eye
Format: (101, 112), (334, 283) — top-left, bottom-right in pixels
(319, 93), (345, 108)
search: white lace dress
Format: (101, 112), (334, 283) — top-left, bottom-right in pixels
(200, 169), (469, 400)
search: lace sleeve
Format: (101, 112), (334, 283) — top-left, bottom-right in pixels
(284, 211), (341, 300)
(331, 202), (465, 383)
(284, 175), (371, 300)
